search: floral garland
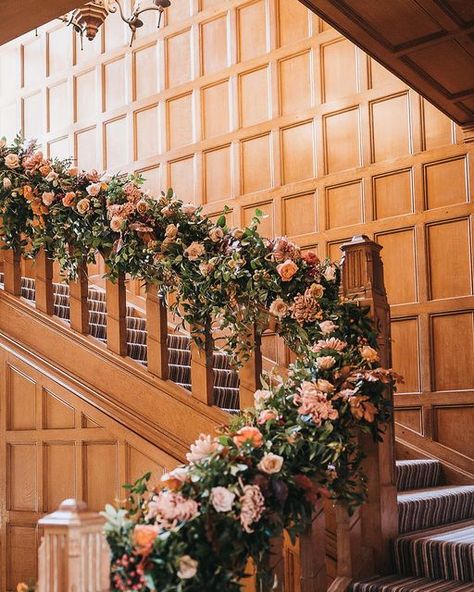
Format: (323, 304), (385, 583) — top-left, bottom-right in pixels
(1, 137), (403, 591)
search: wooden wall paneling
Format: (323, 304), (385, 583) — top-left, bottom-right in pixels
(1, 1), (474, 585)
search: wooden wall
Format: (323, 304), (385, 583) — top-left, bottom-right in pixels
(0, 0), (473, 542)
(0, 341), (177, 591)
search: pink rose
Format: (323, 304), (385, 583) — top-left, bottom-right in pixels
(177, 555), (198, 579)
(269, 298), (288, 319)
(257, 409), (278, 424)
(4, 153), (20, 169)
(76, 198), (90, 214)
(42, 191), (55, 206)
(319, 320), (336, 335)
(110, 216), (124, 232)
(86, 182), (101, 196)
(186, 434), (217, 463)
(210, 486), (235, 512)
(360, 345), (379, 363)
(184, 241), (205, 261)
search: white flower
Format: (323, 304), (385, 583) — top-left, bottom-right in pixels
(324, 265), (336, 281)
(182, 203), (197, 216)
(100, 172), (113, 183)
(254, 389), (272, 408)
(161, 466), (188, 484)
(86, 182), (102, 196)
(45, 170), (58, 182)
(177, 555), (198, 579)
(319, 320), (336, 335)
(186, 433), (217, 463)
(210, 486), (235, 512)
(3, 177), (12, 189)
(257, 453), (284, 474)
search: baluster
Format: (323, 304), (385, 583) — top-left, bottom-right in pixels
(105, 272), (127, 356)
(190, 319), (214, 405)
(69, 260), (89, 334)
(3, 248), (21, 296)
(340, 235), (398, 575)
(239, 324), (263, 409)
(37, 499), (110, 592)
(299, 500), (328, 592)
(35, 248), (54, 315)
(146, 284), (169, 379)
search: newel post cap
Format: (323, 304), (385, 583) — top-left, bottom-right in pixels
(38, 498), (106, 528)
(340, 235), (382, 253)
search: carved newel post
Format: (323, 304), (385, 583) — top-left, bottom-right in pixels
(340, 235), (398, 574)
(37, 499), (110, 592)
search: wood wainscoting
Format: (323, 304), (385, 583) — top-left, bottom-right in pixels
(0, 336), (183, 592)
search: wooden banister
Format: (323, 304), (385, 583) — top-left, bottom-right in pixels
(35, 248), (54, 315)
(190, 320), (214, 405)
(339, 235), (398, 577)
(146, 284), (169, 379)
(105, 272), (127, 356)
(69, 260), (89, 334)
(37, 499), (110, 592)
(299, 501), (327, 591)
(239, 324), (263, 409)
(3, 248), (21, 296)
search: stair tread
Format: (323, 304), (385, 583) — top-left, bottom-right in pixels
(396, 459), (442, 492)
(394, 520), (474, 583)
(351, 575), (474, 591)
(398, 485), (474, 534)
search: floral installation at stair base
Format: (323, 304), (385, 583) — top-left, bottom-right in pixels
(0, 137), (402, 591)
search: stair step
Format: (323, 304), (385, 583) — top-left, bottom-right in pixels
(351, 575), (474, 591)
(398, 486), (474, 534)
(396, 459), (441, 492)
(394, 520), (474, 583)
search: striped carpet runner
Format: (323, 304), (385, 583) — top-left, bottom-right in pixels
(352, 460), (474, 592)
(0, 274), (241, 411)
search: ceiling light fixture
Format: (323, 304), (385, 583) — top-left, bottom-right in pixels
(60, 0), (171, 48)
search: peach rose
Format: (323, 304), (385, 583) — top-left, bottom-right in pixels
(257, 452), (283, 474)
(184, 241), (205, 261)
(23, 185), (33, 200)
(269, 297), (289, 319)
(4, 153), (20, 169)
(132, 524), (160, 555)
(67, 166), (78, 176)
(209, 226), (224, 242)
(316, 378), (335, 393)
(276, 259), (298, 282)
(360, 345), (379, 363)
(232, 228), (244, 240)
(42, 191), (55, 206)
(165, 224), (178, 239)
(0, 138), (6, 149)
(110, 215), (124, 232)
(3, 177), (12, 189)
(307, 283), (324, 299)
(62, 192), (76, 207)
(161, 466), (188, 490)
(136, 199), (148, 215)
(233, 426), (263, 449)
(76, 198), (90, 214)
(45, 170), (59, 183)
(39, 164), (51, 176)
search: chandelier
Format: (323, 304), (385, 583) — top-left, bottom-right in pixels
(60, 0), (171, 47)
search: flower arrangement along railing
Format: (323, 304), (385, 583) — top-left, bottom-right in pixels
(0, 137), (402, 591)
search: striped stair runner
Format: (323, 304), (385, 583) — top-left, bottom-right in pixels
(0, 274), (240, 412)
(352, 460), (474, 591)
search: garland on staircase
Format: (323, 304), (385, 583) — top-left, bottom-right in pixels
(0, 137), (402, 591)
